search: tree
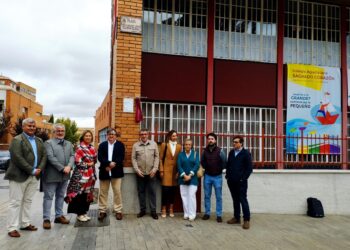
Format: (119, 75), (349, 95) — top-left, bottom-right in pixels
(48, 114), (54, 123)
(35, 129), (50, 142)
(11, 115), (25, 137)
(55, 118), (80, 145)
(0, 109), (13, 139)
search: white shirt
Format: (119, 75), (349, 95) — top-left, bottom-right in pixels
(108, 141), (116, 161)
(169, 141), (177, 156)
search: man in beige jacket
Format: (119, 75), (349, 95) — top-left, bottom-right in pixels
(132, 128), (159, 219)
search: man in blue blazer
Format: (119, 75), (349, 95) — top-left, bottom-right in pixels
(226, 135), (253, 230)
(97, 128), (125, 221)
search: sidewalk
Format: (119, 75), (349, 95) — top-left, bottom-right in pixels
(0, 173), (349, 250)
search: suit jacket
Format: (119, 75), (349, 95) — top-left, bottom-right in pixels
(42, 138), (75, 183)
(159, 142), (182, 186)
(98, 140), (125, 180)
(5, 133), (47, 182)
(226, 148), (253, 182)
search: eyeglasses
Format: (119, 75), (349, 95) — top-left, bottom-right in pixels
(233, 141), (240, 144)
(140, 133), (148, 136)
(108, 133), (116, 135)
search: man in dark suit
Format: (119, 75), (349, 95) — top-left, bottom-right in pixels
(97, 128), (125, 221)
(226, 135), (253, 230)
(5, 118), (47, 237)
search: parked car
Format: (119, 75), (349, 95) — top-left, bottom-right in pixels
(0, 150), (10, 172)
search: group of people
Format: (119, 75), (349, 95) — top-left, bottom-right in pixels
(5, 118), (253, 238)
(131, 129), (253, 230)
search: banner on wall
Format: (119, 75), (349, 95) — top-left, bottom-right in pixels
(286, 64), (341, 154)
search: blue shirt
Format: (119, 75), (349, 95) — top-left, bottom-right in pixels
(23, 132), (38, 174)
(234, 148), (242, 157)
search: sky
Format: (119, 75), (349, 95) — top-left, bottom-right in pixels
(0, 0), (111, 127)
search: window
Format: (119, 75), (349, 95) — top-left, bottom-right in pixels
(284, 0), (340, 67)
(215, 0), (277, 62)
(213, 105), (276, 164)
(143, 0), (208, 57)
(141, 102), (206, 152)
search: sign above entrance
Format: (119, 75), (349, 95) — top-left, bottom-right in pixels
(120, 16), (142, 34)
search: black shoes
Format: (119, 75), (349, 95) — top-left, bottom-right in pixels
(202, 214), (210, 220)
(216, 216), (223, 223)
(98, 212), (107, 221)
(151, 212), (158, 220)
(137, 211), (146, 218)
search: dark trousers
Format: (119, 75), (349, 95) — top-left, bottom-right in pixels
(161, 186), (176, 206)
(227, 180), (250, 221)
(136, 175), (157, 213)
(67, 193), (90, 216)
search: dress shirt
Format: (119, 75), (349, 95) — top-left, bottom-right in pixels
(23, 132), (38, 174)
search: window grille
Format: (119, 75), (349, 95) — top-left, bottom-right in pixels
(213, 106), (276, 163)
(143, 0), (207, 57)
(284, 0), (340, 67)
(141, 102), (206, 152)
(214, 0), (277, 63)
(98, 128), (108, 144)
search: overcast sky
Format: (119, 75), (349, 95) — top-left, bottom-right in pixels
(0, 0), (111, 127)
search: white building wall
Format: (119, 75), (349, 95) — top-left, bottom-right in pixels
(119, 169), (350, 215)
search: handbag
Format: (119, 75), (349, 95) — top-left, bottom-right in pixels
(197, 165), (205, 178)
(194, 151), (205, 178)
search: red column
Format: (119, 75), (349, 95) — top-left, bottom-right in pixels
(206, 0), (215, 133)
(276, 0), (285, 169)
(340, 6), (348, 169)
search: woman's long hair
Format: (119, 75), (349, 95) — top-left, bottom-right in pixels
(165, 129), (177, 143)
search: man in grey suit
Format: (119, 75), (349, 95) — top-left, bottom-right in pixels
(5, 118), (47, 238)
(42, 123), (74, 229)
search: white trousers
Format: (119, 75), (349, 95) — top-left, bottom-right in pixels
(180, 185), (198, 220)
(8, 176), (38, 232)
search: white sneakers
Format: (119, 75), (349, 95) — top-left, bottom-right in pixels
(77, 214), (91, 222)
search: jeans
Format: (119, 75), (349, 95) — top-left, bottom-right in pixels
(203, 174), (222, 217)
(43, 180), (68, 220)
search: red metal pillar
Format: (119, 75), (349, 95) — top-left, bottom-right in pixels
(206, 0), (215, 133)
(276, 0), (285, 169)
(341, 6), (348, 169)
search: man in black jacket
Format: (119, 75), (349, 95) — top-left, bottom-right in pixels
(97, 128), (125, 221)
(226, 135), (253, 229)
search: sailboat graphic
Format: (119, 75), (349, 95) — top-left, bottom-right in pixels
(315, 91), (339, 125)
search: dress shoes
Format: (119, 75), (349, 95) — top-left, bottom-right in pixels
(54, 216), (70, 224)
(242, 220), (250, 229)
(8, 230), (20, 237)
(98, 212), (107, 221)
(137, 211), (146, 218)
(43, 220), (51, 230)
(216, 216), (223, 223)
(151, 212), (158, 220)
(116, 212), (123, 220)
(20, 224), (38, 231)
(202, 214), (210, 220)
(227, 218), (241, 224)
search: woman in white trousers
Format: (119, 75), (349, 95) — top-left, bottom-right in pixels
(177, 139), (200, 221)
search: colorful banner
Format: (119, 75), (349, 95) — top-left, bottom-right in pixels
(286, 64), (341, 154)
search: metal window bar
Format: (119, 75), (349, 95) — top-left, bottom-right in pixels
(213, 105), (276, 166)
(284, 0), (340, 67)
(141, 102), (206, 153)
(214, 0), (277, 63)
(142, 0), (207, 57)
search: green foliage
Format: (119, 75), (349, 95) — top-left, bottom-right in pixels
(55, 117), (80, 144)
(48, 114), (54, 123)
(0, 109), (13, 139)
(35, 129), (50, 142)
(11, 115), (25, 137)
